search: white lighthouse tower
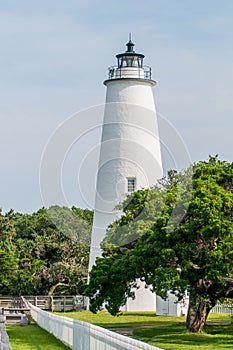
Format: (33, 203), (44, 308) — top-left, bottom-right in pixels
(89, 37), (163, 311)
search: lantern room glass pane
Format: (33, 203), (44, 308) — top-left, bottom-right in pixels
(138, 57), (143, 68)
(127, 57), (134, 67)
(118, 55), (143, 68)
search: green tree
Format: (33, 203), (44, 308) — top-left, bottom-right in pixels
(12, 206), (93, 295)
(86, 157), (233, 333)
(0, 209), (17, 293)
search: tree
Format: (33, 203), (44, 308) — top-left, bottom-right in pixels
(85, 157), (233, 333)
(12, 206), (93, 295)
(0, 209), (17, 293)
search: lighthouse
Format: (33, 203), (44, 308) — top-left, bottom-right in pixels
(89, 37), (163, 311)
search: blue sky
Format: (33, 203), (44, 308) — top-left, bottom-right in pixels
(0, 0), (233, 213)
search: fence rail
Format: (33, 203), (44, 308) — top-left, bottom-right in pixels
(0, 309), (12, 349)
(107, 65), (152, 80)
(0, 296), (87, 312)
(211, 304), (233, 315)
(29, 303), (163, 350)
(24, 295), (87, 311)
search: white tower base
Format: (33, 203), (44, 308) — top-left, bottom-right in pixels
(89, 39), (163, 313)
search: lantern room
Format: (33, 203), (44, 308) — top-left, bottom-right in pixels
(105, 37), (154, 82)
(116, 39), (144, 69)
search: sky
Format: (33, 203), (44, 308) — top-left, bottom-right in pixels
(0, 0), (233, 213)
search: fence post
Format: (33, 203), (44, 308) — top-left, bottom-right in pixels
(0, 309), (12, 350)
(50, 296), (54, 312)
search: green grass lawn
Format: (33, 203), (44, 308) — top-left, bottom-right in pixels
(134, 321), (233, 350)
(7, 320), (70, 350)
(54, 311), (233, 350)
(54, 310), (174, 327)
(6, 310), (233, 350)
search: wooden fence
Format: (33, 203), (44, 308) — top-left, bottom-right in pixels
(0, 296), (87, 312)
(1, 296), (233, 315)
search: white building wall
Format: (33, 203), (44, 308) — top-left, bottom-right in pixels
(156, 292), (189, 317)
(124, 280), (156, 312)
(89, 79), (163, 270)
(89, 76), (163, 312)
(105, 79), (156, 109)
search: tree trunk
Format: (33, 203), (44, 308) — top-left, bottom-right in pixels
(48, 282), (69, 296)
(186, 293), (212, 333)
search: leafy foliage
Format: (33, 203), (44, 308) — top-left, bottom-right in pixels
(0, 206), (93, 296)
(86, 157), (233, 332)
(0, 209), (17, 293)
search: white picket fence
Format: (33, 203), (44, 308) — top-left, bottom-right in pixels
(0, 311), (12, 350)
(28, 303), (163, 350)
(211, 304), (233, 315)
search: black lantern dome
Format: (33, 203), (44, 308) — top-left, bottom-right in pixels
(116, 39), (145, 69)
(105, 36), (154, 82)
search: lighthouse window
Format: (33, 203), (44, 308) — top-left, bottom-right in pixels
(118, 56), (142, 68)
(133, 57), (138, 67)
(127, 178), (136, 193)
(122, 57), (128, 67)
(127, 57), (134, 67)
(138, 57), (143, 67)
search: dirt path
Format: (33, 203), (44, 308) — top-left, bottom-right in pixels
(108, 325), (158, 337)
(109, 320), (231, 337)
